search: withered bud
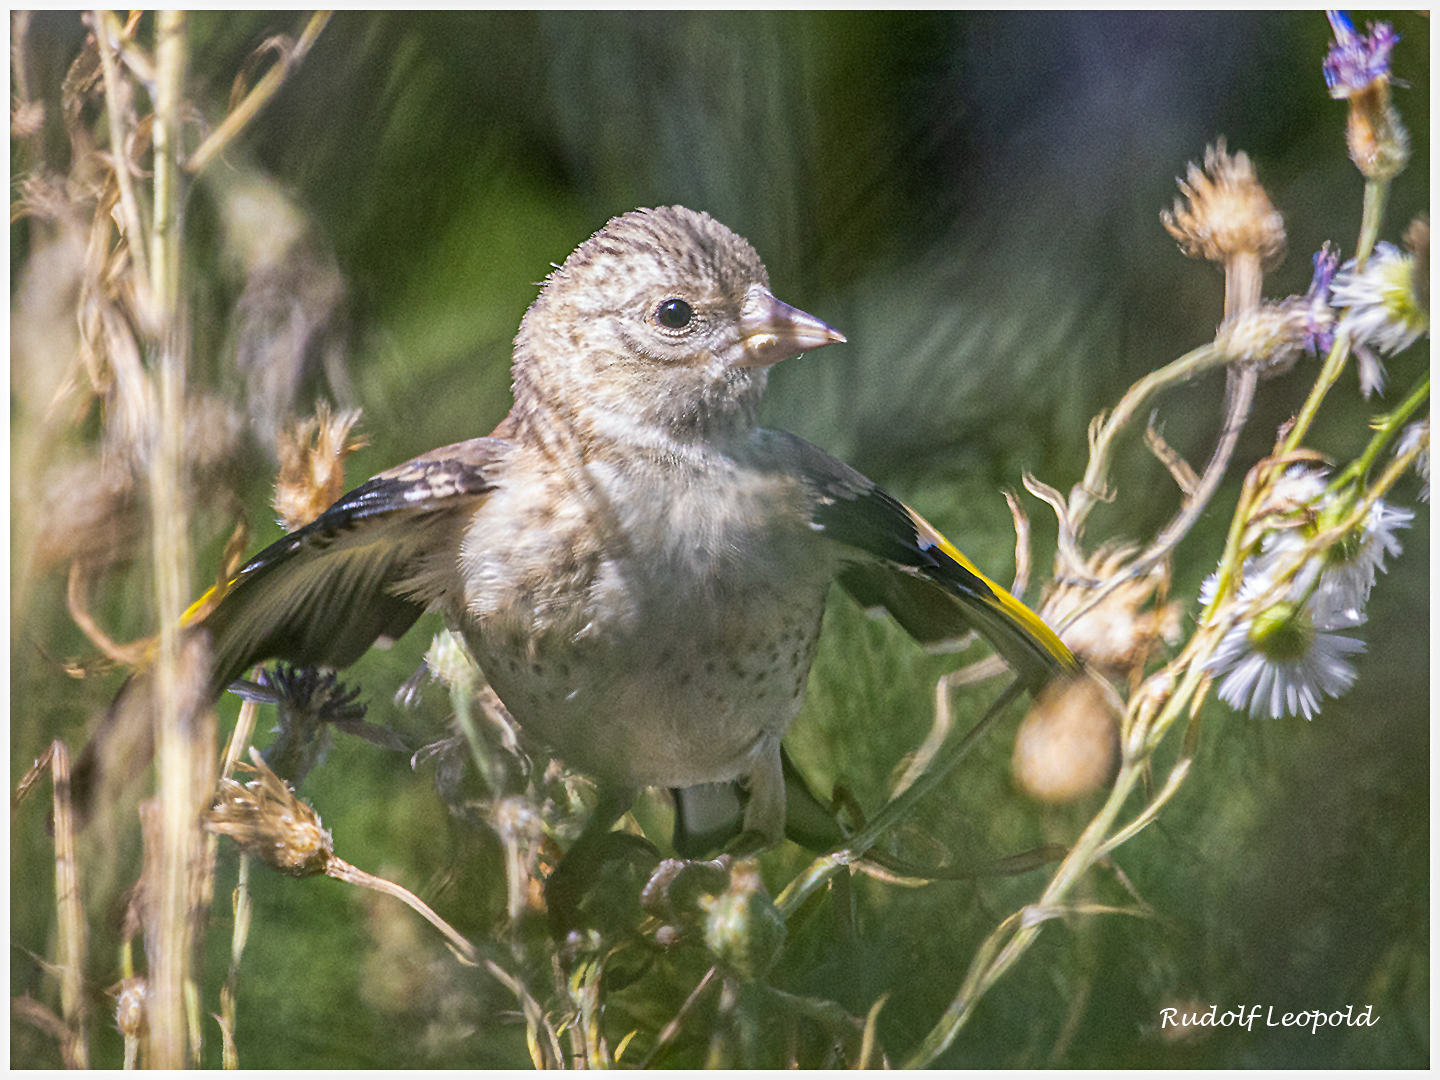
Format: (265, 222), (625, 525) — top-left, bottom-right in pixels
(1013, 676), (1119, 804)
(1213, 301), (1313, 375)
(1162, 141), (1286, 272)
(207, 747), (334, 877)
(115, 976), (148, 1040)
(272, 404), (365, 533)
(698, 858), (786, 981)
(1345, 81), (1409, 182)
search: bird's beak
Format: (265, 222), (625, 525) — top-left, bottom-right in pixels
(735, 285), (846, 368)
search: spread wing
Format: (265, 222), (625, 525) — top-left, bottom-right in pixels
(192, 437), (507, 695)
(768, 431), (1077, 691)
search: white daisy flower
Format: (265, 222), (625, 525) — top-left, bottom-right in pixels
(1208, 599), (1365, 720)
(1330, 242), (1429, 398)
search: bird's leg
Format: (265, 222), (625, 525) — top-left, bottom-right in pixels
(734, 735), (785, 853)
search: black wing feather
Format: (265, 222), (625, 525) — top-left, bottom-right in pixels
(197, 438), (505, 694)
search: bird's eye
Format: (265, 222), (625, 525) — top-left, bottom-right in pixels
(655, 298), (694, 330)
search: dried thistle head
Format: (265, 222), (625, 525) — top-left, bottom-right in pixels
(272, 404), (365, 532)
(1042, 548), (1182, 678)
(1162, 140), (1285, 272)
(207, 747), (333, 877)
(1213, 300), (1314, 377)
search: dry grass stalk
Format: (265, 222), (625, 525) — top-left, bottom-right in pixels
(11, 742), (90, 1067)
(209, 748), (479, 963)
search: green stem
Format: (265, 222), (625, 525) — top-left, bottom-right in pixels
(1281, 175), (1393, 457)
(1334, 373), (1430, 490)
(1355, 176), (1390, 270)
(775, 682), (1020, 919)
(903, 753), (1148, 1067)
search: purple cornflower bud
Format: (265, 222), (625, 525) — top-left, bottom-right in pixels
(1322, 12), (1400, 98)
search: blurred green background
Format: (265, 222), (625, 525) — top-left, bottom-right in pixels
(11, 10), (1428, 1068)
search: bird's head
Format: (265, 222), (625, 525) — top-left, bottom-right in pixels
(512, 206), (844, 445)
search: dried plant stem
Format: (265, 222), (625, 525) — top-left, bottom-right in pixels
(1068, 343), (1227, 539)
(146, 10), (202, 1070)
(324, 858), (478, 964)
(186, 11), (333, 175)
(218, 855), (252, 1069)
(67, 563), (148, 665)
(639, 965), (720, 1068)
(1060, 362), (1259, 638)
(91, 8), (151, 299)
(483, 960), (565, 1069)
(212, 700), (259, 1069)
(13, 743), (92, 1067)
(48, 741), (89, 1069)
(1224, 249), (1264, 320)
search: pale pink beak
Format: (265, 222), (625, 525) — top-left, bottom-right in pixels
(735, 284), (846, 368)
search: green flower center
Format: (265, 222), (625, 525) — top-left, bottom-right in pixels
(1248, 601), (1315, 662)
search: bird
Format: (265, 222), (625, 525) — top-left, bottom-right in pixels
(84, 205), (1076, 867)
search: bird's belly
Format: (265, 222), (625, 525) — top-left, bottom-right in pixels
(465, 574), (828, 792)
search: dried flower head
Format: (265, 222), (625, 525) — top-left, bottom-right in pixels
(207, 747), (334, 877)
(1213, 300), (1312, 375)
(1012, 676), (1119, 804)
(115, 976), (148, 1040)
(1042, 548), (1182, 677)
(1162, 141), (1286, 272)
(115, 974), (148, 1069)
(272, 404), (366, 532)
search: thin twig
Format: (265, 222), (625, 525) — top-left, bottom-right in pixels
(638, 965), (720, 1068)
(325, 858), (478, 964)
(777, 681), (1022, 918)
(49, 740), (90, 1069)
(186, 11), (332, 175)
(90, 8), (151, 303)
(67, 562), (149, 666)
